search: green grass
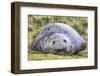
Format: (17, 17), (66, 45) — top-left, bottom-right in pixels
(28, 32), (88, 61)
(28, 49), (88, 61)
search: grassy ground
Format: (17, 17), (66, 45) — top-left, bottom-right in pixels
(28, 50), (88, 60)
(28, 32), (88, 61)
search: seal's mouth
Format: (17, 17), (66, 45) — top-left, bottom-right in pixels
(56, 48), (66, 52)
(54, 48), (66, 55)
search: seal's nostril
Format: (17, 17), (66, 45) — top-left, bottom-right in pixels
(52, 41), (55, 44)
(63, 39), (67, 43)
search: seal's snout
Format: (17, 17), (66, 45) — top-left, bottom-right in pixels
(51, 37), (68, 51)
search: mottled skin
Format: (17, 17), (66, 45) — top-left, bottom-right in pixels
(31, 23), (86, 55)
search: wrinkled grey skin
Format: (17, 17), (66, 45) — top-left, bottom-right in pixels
(31, 23), (86, 55)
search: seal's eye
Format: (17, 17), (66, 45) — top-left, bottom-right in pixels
(63, 39), (67, 43)
(52, 41), (55, 44)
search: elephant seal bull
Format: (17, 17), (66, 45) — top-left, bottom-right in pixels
(31, 23), (86, 55)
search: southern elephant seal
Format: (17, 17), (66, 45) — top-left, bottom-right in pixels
(31, 23), (86, 55)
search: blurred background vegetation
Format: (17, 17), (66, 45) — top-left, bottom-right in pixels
(28, 15), (88, 61)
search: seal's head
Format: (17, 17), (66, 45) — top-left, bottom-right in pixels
(43, 33), (76, 55)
